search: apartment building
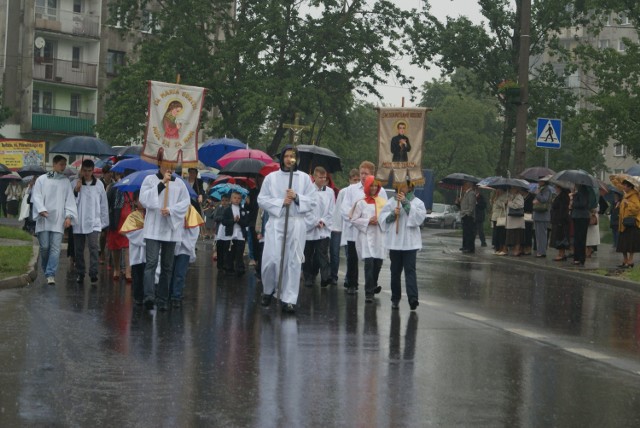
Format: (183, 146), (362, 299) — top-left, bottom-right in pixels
(536, 11), (639, 177)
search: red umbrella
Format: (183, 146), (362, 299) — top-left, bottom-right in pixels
(216, 149), (272, 168)
(259, 162), (280, 176)
(211, 175), (256, 189)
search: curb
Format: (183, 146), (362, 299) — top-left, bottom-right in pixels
(0, 243), (39, 290)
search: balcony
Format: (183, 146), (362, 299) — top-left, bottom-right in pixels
(32, 109), (95, 135)
(33, 57), (97, 88)
(35, 7), (100, 38)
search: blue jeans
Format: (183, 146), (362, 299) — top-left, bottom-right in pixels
(143, 239), (176, 305)
(37, 231), (63, 278)
(170, 254), (190, 301)
(330, 231), (341, 281)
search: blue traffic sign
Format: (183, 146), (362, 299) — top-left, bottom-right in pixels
(536, 118), (562, 149)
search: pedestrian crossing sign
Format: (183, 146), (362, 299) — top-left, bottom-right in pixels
(536, 118), (562, 149)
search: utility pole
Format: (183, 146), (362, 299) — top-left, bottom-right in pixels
(514, 0), (531, 175)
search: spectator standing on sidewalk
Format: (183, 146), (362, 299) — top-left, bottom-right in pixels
(474, 187), (487, 247)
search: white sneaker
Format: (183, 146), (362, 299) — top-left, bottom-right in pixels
(46, 276), (55, 285)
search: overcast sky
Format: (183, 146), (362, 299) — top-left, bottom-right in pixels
(370, 0), (484, 106)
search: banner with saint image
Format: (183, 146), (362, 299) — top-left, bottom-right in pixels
(142, 80), (206, 168)
(375, 107), (428, 186)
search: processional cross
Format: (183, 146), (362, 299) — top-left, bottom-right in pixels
(282, 113), (310, 145)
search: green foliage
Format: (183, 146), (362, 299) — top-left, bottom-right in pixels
(99, 0), (413, 156)
(0, 246), (32, 280)
(0, 225), (32, 241)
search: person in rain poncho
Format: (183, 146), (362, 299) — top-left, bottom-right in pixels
(349, 175), (386, 303)
(258, 146), (316, 314)
(71, 159), (109, 284)
(303, 166), (334, 288)
(378, 181), (426, 310)
(31, 155), (78, 285)
(139, 164), (191, 311)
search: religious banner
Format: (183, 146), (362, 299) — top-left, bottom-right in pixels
(375, 107), (428, 186)
(0, 139), (45, 169)
(141, 80), (206, 168)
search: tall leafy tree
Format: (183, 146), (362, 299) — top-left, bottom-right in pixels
(407, 1), (585, 176)
(98, 0), (413, 157)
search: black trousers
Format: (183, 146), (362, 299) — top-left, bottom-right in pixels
(131, 263), (146, 303)
(573, 218), (589, 263)
(303, 237), (330, 283)
(225, 239), (246, 273)
(364, 258), (383, 295)
(462, 216), (476, 251)
(346, 240), (359, 287)
(389, 249), (418, 303)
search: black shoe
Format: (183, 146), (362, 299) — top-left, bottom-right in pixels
(157, 302), (169, 312)
(261, 293), (273, 307)
(461, 249), (475, 254)
(76, 274), (84, 284)
(347, 287), (357, 295)
(409, 299), (419, 310)
(172, 300), (182, 309)
(320, 280), (330, 288)
(134, 299), (143, 307)
(281, 303), (296, 314)
(481, 243), (487, 247)
(373, 285), (382, 294)
(330, 278), (338, 286)
(365, 294), (374, 303)
(143, 299), (155, 311)
(304, 280), (314, 288)
(391, 301), (400, 309)
(90, 275), (98, 283)
(236, 270), (245, 277)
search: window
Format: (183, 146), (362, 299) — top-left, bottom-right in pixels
(106, 50), (125, 76)
(619, 40), (627, 52)
(34, 91), (53, 114)
(32, 91), (40, 113)
(141, 10), (153, 33)
(36, 0), (58, 20)
(618, 12), (630, 25)
(70, 94), (81, 117)
(72, 46), (81, 69)
(73, 0), (82, 13)
(598, 39), (609, 49)
(614, 144), (625, 157)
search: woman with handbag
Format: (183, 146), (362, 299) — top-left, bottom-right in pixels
(616, 179), (640, 268)
(550, 185), (571, 261)
(570, 184), (591, 266)
(506, 186), (525, 256)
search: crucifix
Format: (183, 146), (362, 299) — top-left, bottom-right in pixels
(282, 113), (311, 145)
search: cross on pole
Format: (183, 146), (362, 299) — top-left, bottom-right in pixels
(282, 113), (311, 145)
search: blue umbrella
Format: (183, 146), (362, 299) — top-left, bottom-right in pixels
(209, 183), (249, 201)
(198, 138), (246, 168)
(200, 171), (218, 182)
(111, 157), (158, 173)
(114, 170), (197, 199)
(625, 164), (640, 176)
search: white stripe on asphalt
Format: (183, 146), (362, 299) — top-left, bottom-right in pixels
(505, 328), (547, 340)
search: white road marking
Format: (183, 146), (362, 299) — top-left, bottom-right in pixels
(505, 328), (547, 340)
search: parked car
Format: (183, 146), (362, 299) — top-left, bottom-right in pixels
(424, 203), (459, 228)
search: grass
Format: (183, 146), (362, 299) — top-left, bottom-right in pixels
(0, 225), (33, 241)
(0, 246), (33, 280)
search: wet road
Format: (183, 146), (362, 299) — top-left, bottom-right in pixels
(2, 229), (640, 426)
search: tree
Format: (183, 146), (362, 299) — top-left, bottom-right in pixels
(98, 0), (413, 157)
(406, 1), (587, 176)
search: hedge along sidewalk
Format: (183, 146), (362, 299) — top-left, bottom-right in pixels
(0, 222), (39, 289)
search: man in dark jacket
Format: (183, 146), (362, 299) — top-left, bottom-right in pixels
(221, 190), (249, 275)
(475, 187), (487, 247)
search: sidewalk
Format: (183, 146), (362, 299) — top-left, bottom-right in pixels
(0, 217), (39, 290)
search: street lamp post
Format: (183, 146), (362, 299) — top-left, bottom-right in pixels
(514, 0), (531, 175)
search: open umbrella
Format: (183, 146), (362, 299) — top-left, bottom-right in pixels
(200, 172), (218, 182)
(17, 164), (46, 178)
(114, 169), (198, 198)
(219, 158), (266, 176)
(610, 173), (640, 192)
(0, 163), (12, 175)
(296, 144), (342, 173)
(0, 172), (22, 181)
(519, 166), (556, 182)
(625, 165), (640, 176)
(216, 149), (272, 168)
(209, 183), (249, 201)
(211, 175), (256, 189)
(483, 177), (531, 191)
(440, 172), (481, 187)
(50, 136), (116, 157)
(198, 138), (246, 168)
(115, 145), (143, 158)
(110, 157), (158, 173)
(260, 162), (280, 176)
(550, 169), (598, 188)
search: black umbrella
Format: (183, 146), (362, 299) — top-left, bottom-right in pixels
(519, 166), (555, 182)
(115, 145), (143, 158)
(485, 177), (531, 191)
(440, 172), (481, 187)
(17, 164), (46, 178)
(50, 136), (116, 157)
(0, 163), (11, 175)
(296, 145), (342, 174)
(550, 169), (598, 188)
(219, 158), (266, 176)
